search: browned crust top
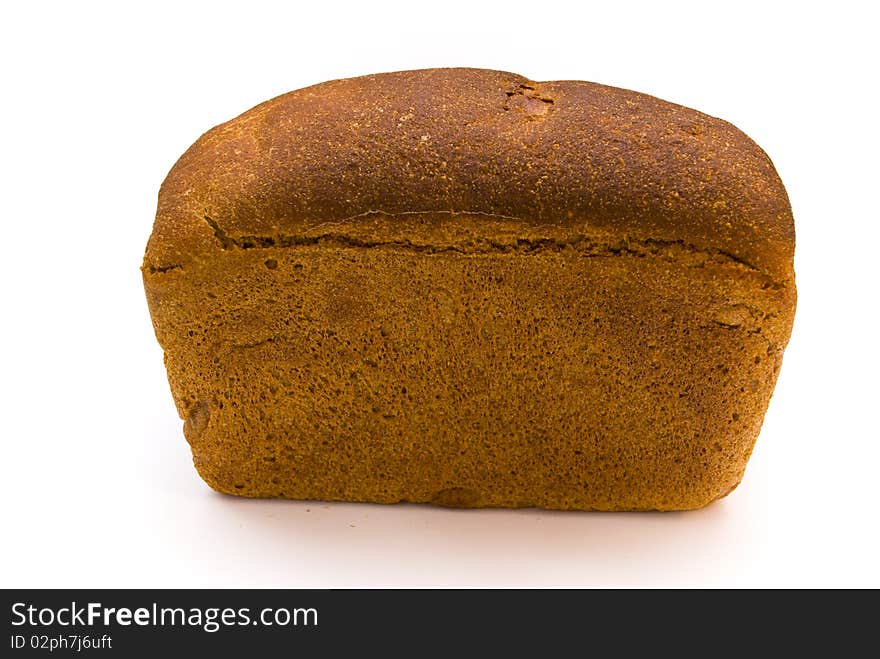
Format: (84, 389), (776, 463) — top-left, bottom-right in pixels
(145, 68), (794, 281)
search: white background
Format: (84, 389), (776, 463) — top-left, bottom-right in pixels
(2, 1), (877, 588)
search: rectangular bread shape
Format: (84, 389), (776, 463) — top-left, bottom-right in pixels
(143, 68), (796, 511)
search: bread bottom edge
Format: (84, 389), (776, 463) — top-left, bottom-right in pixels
(192, 459), (743, 513)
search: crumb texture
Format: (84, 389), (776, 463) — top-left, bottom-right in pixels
(143, 68), (796, 511)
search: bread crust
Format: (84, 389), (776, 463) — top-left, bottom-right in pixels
(143, 69), (796, 510)
(145, 67), (794, 284)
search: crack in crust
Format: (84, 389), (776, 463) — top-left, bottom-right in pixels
(144, 210), (787, 292)
(503, 83), (555, 118)
(197, 213), (770, 277)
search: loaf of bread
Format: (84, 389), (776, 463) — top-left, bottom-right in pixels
(143, 68), (796, 511)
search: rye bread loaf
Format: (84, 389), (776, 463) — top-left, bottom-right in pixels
(143, 68), (796, 511)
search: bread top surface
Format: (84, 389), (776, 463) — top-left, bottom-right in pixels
(145, 67), (794, 282)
